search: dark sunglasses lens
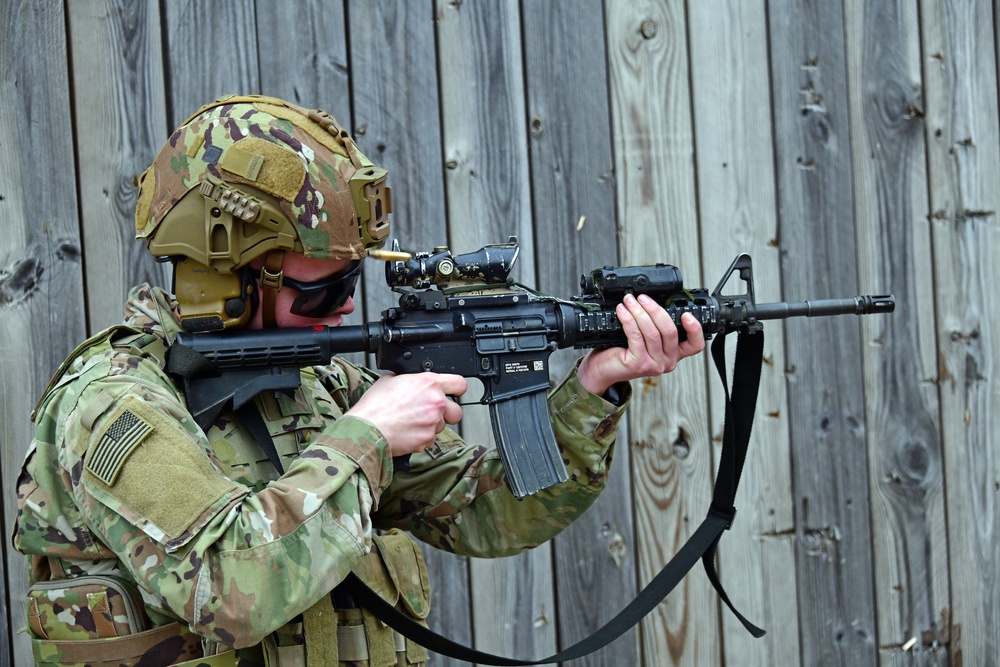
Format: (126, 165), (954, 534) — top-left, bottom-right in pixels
(288, 265), (361, 318)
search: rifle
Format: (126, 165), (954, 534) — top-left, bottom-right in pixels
(166, 237), (894, 499)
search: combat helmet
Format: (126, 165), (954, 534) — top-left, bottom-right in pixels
(135, 94), (391, 332)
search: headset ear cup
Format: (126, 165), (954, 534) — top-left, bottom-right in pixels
(174, 259), (253, 332)
(224, 268), (255, 321)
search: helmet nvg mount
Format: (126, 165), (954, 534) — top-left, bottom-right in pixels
(135, 94), (391, 332)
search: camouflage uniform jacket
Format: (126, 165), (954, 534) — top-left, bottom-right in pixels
(13, 284), (631, 652)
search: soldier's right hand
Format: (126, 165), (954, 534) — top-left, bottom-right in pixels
(347, 372), (467, 457)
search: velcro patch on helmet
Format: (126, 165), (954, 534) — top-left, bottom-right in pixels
(134, 167), (157, 239)
(219, 145), (264, 181)
(85, 404), (153, 486)
(202, 145), (223, 165)
(224, 136), (305, 202)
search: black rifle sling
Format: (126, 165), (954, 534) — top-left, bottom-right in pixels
(338, 328), (766, 664)
(704, 329), (766, 638)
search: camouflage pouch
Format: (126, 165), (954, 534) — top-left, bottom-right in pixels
(303, 529), (430, 667)
(29, 621), (202, 667)
(357, 528), (430, 666)
(27, 575), (148, 640)
(25, 575), (204, 666)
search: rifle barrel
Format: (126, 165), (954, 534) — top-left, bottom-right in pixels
(752, 294), (895, 321)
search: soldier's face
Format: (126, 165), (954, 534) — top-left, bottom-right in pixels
(247, 253), (357, 329)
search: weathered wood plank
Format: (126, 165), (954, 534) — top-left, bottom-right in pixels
(251, 1), (371, 366)
(921, 0), (1000, 662)
(767, 1), (878, 664)
(161, 0), (259, 130)
(435, 0), (557, 661)
(255, 0), (351, 124)
(605, 1), (720, 664)
(346, 0), (448, 317)
(347, 2), (472, 662)
(687, 0), (801, 663)
(844, 1), (950, 665)
(521, 1), (640, 665)
(68, 0), (170, 333)
(0, 2), (87, 666)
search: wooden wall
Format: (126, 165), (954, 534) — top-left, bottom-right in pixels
(2, 1), (997, 665)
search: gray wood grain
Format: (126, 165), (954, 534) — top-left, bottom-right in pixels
(347, 0), (449, 318)
(252, 0), (368, 364)
(687, 0), (801, 663)
(521, 1), (641, 665)
(435, 0), (557, 661)
(605, 0), (721, 664)
(348, 2), (473, 662)
(921, 0), (1000, 662)
(255, 0), (351, 124)
(68, 0), (170, 333)
(0, 2), (87, 665)
(768, 0), (878, 664)
(845, 1), (950, 665)
(4, 1), (1000, 663)
(162, 0), (260, 129)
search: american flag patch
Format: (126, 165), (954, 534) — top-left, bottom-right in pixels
(86, 409), (153, 486)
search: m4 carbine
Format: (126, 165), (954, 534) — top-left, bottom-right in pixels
(167, 237), (894, 499)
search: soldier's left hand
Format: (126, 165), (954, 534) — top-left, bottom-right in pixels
(576, 293), (705, 396)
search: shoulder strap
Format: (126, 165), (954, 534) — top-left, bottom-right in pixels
(339, 329), (766, 664)
(236, 402), (286, 475)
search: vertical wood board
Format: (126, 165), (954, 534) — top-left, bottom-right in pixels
(252, 0), (370, 367)
(845, 0), (950, 664)
(687, 0), (800, 662)
(920, 0), (1000, 662)
(347, 3), (472, 661)
(162, 0), (260, 129)
(522, 0), (639, 664)
(255, 0), (351, 124)
(605, 0), (720, 664)
(768, 1), (879, 663)
(0, 3), (87, 666)
(69, 0), (170, 333)
(434, 0), (555, 660)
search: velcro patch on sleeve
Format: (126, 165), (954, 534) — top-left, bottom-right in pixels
(84, 395), (242, 544)
(86, 405), (154, 486)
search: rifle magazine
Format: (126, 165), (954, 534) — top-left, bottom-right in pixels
(489, 392), (568, 499)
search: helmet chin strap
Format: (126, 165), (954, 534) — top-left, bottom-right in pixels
(258, 249), (286, 328)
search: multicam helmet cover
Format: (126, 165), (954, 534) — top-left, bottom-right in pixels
(135, 94), (391, 331)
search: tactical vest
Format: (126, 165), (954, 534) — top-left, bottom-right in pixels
(18, 326), (430, 667)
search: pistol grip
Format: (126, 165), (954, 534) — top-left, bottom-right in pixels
(489, 391), (569, 499)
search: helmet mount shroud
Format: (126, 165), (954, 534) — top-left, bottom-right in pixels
(135, 94), (391, 331)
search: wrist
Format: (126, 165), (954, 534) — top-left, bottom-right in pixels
(577, 354), (611, 397)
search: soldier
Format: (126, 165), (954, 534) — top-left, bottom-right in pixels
(13, 95), (705, 666)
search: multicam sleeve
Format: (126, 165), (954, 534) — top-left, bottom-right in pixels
(374, 359), (631, 557)
(68, 374), (392, 649)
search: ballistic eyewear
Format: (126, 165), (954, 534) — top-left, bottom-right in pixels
(283, 260), (362, 318)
